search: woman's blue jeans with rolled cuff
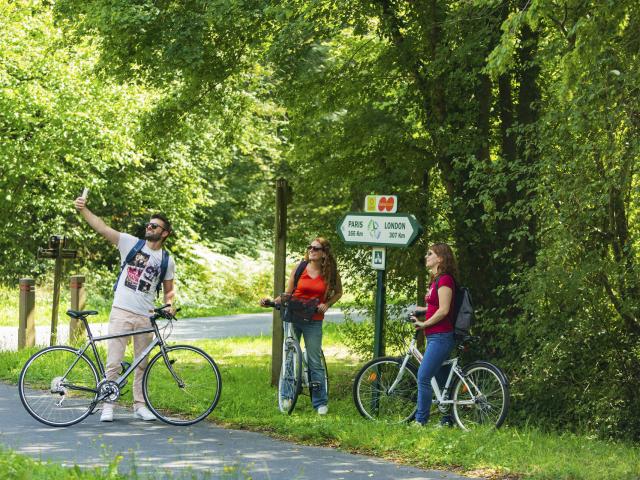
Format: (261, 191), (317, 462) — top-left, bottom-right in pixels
(415, 331), (455, 425)
(293, 320), (327, 409)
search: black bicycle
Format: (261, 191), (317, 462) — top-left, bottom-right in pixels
(18, 305), (222, 427)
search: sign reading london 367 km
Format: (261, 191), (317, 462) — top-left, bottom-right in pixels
(337, 212), (423, 248)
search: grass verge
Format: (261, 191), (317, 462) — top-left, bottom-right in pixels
(1, 326), (638, 480)
(0, 447), (127, 479)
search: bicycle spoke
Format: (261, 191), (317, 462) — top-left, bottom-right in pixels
(19, 347), (98, 427)
(452, 362), (509, 430)
(354, 358), (417, 423)
(144, 346), (221, 426)
(278, 343), (301, 414)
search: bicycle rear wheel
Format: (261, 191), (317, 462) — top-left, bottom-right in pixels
(353, 356), (418, 423)
(452, 361), (509, 430)
(19, 346), (99, 427)
(279, 337), (302, 414)
(143, 345), (222, 426)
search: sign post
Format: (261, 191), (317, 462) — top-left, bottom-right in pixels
(38, 236), (77, 346)
(337, 206), (423, 357)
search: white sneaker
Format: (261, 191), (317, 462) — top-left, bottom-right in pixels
(133, 406), (156, 421)
(100, 404), (114, 422)
(317, 405), (328, 415)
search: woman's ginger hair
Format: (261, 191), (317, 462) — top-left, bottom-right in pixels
(429, 242), (459, 282)
(304, 237), (339, 297)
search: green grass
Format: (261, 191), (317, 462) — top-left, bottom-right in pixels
(2, 327), (639, 480)
(0, 447), (128, 479)
(0, 446), (256, 479)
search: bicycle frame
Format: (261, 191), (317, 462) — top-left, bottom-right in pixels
(388, 331), (479, 409)
(63, 314), (177, 402)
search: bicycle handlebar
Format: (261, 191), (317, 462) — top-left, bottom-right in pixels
(263, 300), (280, 310)
(151, 304), (181, 321)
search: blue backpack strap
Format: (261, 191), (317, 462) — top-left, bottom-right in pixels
(292, 260), (308, 292)
(113, 239), (146, 292)
(156, 249), (170, 296)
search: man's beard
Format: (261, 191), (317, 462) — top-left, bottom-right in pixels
(145, 231), (162, 242)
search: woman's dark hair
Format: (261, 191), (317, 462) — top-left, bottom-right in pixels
(429, 242), (458, 281)
(304, 237), (339, 297)
(151, 213), (172, 233)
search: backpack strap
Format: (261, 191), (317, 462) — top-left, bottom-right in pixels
(154, 249), (170, 296)
(113, 239), (146, 292)
(292, 260), (308, 293)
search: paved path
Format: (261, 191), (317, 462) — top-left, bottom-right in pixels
(0, 309), (355, 350)
(0, 383), (480, 479)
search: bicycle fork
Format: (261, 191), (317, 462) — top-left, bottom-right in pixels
(388, 354), (413, 395)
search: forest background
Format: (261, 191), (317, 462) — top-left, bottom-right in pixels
(1, 0), (639, 441)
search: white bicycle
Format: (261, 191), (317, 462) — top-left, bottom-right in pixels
(264, 295), (329, 414)
(352, 315), (509, 430)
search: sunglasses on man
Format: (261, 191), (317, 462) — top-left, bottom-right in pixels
(146, 222), (166, 231)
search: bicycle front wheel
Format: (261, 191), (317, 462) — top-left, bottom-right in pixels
(452, 361), (510, 430)
(143, 345), (222, 426)
(320, 350), (329, 398)
(19, 346), (99, 427)
(353, 356), (418, 423)
(279, 337), (302, 414)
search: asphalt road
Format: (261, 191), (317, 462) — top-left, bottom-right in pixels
(0, 309), (355, 350)
(0, 383), (481, 480)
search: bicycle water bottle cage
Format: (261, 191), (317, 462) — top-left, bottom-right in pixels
(120, 361), (131, 374)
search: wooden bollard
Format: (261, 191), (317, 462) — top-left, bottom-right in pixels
(69, 275), (86, 343)
(18, 278), (36, 349)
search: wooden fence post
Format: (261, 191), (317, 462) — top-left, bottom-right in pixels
(18, 278), (36, 349)
(69, 275), (86, 343)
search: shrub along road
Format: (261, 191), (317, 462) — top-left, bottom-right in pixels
(0, 382), (481, 479)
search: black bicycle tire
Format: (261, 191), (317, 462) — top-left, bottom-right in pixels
(352, 356), (418, 423)
(451, 361), (510, 430)
(142, 345), (222, 426)
(279, 338), (302, 414)
(18, 346), (99, 427)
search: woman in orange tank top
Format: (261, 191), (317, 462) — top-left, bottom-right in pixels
(261, 237), (342, 415)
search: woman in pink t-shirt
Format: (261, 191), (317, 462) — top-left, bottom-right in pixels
(410, 243), (457, 426)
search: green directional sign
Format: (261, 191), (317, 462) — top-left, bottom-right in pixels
(337, 212), (423, 247)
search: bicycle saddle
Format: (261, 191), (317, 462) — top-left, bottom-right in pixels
(66, 309), (99, 318)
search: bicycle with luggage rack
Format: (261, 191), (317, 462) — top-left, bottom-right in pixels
(18, 304), (222, 427)
(264, 294), (329, 414)
(352, 313), (509, 430)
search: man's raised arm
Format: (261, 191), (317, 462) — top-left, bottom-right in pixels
(74, 197), (120, 246)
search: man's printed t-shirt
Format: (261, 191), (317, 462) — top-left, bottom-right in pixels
(113, 233), (175, 316)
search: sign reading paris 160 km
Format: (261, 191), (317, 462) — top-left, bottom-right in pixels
(337, 212), (422, 248)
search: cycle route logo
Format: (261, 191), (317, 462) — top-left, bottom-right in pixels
(367, 219), (381, 240)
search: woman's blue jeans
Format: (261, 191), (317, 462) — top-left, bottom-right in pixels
(415, 331), (455, 424)
(293, 320), (327, 409)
